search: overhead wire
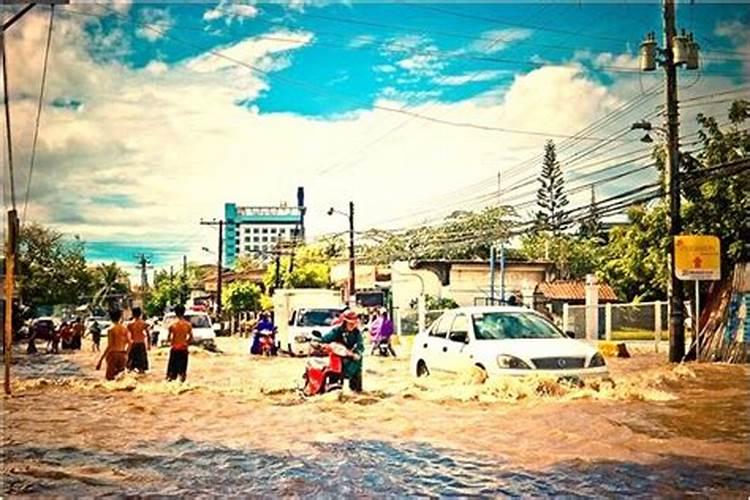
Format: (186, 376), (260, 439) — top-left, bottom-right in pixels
(22, 3), (55, 226)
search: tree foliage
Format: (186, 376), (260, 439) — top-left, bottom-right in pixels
(535, 140), (570, 235)
(360, 206), (517, 264)
(263, 243), (332, 291)
(222, 281), (262, 313)
(16, 223), (94, 310)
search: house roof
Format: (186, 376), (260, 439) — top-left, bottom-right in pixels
(536, 281), (619, 302)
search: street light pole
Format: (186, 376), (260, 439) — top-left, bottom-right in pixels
(663, 0), (685, 362)
(348, 201), (355, 305)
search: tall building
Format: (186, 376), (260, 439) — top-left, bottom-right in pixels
(224, 187), (306, 267)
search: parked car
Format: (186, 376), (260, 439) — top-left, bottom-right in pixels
(409, 306), (608, 380)
(157, 311), (217, 349)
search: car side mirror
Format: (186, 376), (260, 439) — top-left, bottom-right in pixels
(449, 331), (468, 344)
(564, 330), (576, 339)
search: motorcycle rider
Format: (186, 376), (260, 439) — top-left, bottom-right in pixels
(251, 311), (275, 355)
(319, 310), (364, 392)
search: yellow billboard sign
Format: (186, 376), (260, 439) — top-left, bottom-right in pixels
(675, 235), (721, 281)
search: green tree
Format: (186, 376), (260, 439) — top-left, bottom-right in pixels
(535, 140), (570, 235)
(682, 100), (750, 270)
(90, 262), (130, 310)
(519, 233), (602, 280)
(360, 206), (516, 263)
(16, 223), (94, 310)
(263, 243), (331, 291)
(222, 281), (261, 313)
(599, 204), (669, 301)
(144, 269), (181, 317)
(578, 187), (603, 241)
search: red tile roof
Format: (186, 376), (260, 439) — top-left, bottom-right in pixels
(536, 281), (619, 302)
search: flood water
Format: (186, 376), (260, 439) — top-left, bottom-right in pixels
(2, 338), (749, 497)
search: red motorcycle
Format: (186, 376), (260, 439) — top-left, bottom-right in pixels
(257, 329), (277, 357)
(300, 342), (351, 396)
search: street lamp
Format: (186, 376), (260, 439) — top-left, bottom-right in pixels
(328, 202), (355, 306)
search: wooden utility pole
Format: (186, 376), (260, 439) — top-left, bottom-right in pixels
(663, 0), (685, 362)
(4, 210), (18, 395)
(348, 201), (355, 304)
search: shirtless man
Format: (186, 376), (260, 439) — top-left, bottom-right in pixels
(126, 307), (150, 373)
(96, 309), (131, 380)
(166, 305), (193, 382)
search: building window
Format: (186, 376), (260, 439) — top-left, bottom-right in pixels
(252, 245), (260, 251)
(244, 246), (251, 252)
(244, 237), (250, 242)
(271, 236), (277, 242)
(253, 236), (260, 242)
(271, 228), (277, 234)
(244, 227), (251, 234)
(262, 228), (268, 234)
(262, 236), (268, 242)
(253, 228), (259, 234)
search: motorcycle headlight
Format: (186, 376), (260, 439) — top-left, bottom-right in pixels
(589, 352), (606, 367)
(497, 354), (532, 370)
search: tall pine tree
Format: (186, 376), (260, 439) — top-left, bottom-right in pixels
(535, 140), (570, 235)
(578, 185), (603, 240)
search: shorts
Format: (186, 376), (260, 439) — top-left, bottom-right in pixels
(166, 348), (189, 381)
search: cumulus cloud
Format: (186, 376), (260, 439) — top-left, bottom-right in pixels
(5, 7), (740, 272)
(714, 19), (750, 78)
(203, 0), (259, 23)
(135, 7), (173, 42)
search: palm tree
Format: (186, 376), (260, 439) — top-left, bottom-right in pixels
(91, 262), (129, 310)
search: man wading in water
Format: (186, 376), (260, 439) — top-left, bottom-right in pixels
(166, 305), (193, 382)
(96, 309), (131, 380)
(320, 310), (364, 392)
(127, 307), (150, 373)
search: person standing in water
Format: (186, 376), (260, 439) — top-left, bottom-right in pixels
(127, 307), (150, 373)
(90, 320), (102, 352)
(166, 305), (193, 382)
(96, 309), (131, 380)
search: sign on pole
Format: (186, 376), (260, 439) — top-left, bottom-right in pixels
(675, 235), (721, 281)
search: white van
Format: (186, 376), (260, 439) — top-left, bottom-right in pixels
(157, 311), (218, 349)
(273, 289), (345, 356)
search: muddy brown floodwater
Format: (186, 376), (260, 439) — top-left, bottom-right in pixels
(2, 337), (749, 497)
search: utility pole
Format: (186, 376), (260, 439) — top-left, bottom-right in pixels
(663, 0), (685, 362)
(200, 219), (225, 317)
(348, 201), (356, 305)
(3, 3), (34, 396)
(274, 248), (282, 290)
(637, 0), (700, 362)
(489, 246), (496, 302)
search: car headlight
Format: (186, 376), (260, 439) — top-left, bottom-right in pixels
(497, 354), (532, 370)
(589, 352), (606, 367)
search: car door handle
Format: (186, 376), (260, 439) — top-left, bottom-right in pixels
(442, 346), (447, 352)
(423, 343), (428, 349)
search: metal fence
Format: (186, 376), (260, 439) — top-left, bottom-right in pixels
(395, 308), (449, 335)
(563, 301), (668, 345)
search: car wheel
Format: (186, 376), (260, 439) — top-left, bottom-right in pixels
(416, 360), (429, 378)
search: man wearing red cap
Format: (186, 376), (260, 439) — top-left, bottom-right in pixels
(320, 310), (364, 392)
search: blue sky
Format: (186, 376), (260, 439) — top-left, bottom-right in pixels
(2, 1), (748, 275)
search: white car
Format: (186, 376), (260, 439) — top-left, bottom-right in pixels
(287, 307), (346, 356)
(410, 306), (608, 380)
(157, 311), (217, 349)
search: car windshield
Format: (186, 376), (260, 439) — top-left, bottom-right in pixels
(298, 309), (343, 327)
(186, 315), (211, 328)
(471, 311), (563, 340)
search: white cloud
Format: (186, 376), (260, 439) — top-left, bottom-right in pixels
(714, 19), (750, 79)
(437, 70), (510, 86)
(203, 1), (259, 24)
(466, 28), (533, 54)
(348, 34), (375, 49)
(5, 8), (744, 272)
(135, 7), (173, 42)
(374, 64), (397, 73)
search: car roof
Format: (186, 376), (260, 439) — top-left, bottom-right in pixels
(442, 305), (532, 314)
